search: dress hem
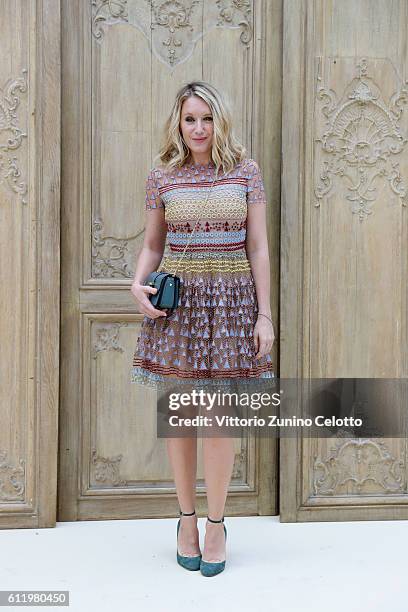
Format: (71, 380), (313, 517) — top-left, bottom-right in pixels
(130, 365), (276, 390)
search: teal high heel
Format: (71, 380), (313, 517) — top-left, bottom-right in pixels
(200, 516), (227, 577)
(176, 509), (201, 571)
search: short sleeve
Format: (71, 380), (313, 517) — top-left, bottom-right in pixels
(145, 168), (164, 210)
(246, 159), (267, 205)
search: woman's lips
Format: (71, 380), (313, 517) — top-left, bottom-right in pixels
(192, 137), (207, 142)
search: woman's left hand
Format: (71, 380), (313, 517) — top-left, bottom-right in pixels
(254, 316), (275, 359)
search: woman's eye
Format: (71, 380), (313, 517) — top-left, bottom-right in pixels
(184, 116), (213, 122)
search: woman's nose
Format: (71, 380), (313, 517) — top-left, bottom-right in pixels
(194, 119), (205, 132)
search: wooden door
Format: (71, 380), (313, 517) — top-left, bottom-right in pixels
(0, 0), (60, 528)
(281, 0), (408, 521)
(58, 0), (281, 521)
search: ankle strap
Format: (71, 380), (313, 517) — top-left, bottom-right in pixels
(207, 515), (224, 523)
(179, 509), (196, 516)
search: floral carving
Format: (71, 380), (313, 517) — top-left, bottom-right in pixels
(0, 450), (25, 501)
(91, 0), (128, 40)
(91, 448), (127, 486)
(92, 0), (253, 68)
(216, 0), (252, 46)
(231, 447), (246, 479)
(0, 69), (28, 205)
(149, 0), (200, 66)
(315, 58), (408, 220)
(92, 322), (128, 358)
(313, 438), (404, 496)
(92, 216), (144, 278)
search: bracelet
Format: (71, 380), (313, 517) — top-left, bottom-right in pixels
(257, 312), (274, 326)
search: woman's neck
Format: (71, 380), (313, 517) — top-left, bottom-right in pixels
(188, 153), (212, 166)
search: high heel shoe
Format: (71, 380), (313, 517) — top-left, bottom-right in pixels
(176, 509), (201, 571)
(200, 516), (227, 577)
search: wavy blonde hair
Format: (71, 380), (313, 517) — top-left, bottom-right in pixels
(153, 81), (246, 176)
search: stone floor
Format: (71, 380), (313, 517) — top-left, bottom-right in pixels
(0, 515), (406, 611)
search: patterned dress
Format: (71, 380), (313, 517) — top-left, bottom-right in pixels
(131, 157), (275, 389)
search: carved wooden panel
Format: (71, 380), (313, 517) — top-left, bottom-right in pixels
(0, 69), (28, 205)
(68, 313), (255, 518)
(0, 0), (60, 528)
(314, 57), (408, 221)
(91, 0), (253, 68)
(281, 0), (408, 522)
(87, 0), (259, 285)
(59, 0), (280, 520)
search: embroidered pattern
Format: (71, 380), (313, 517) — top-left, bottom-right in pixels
(159, 256), (252, 273)
(164, 191), (248, 222)
(132, 158), (274, 388)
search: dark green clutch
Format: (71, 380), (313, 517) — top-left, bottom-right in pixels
(144, 271), (180, 310)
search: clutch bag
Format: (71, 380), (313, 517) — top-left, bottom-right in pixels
(144, 271), (180, 310)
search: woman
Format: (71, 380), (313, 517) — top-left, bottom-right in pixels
(130, 81), (275, 576)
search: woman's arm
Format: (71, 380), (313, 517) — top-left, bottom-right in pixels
(131, 207), (168, 319)
(246, 201), (272, 317)
(132, 207), (167, 284)
(245, 170), (275, 359)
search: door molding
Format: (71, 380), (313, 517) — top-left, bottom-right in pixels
(280, 0), (408, 522)
(0, 0), (60, 528)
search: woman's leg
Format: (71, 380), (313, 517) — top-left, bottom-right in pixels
(202, 437), (235, 561)
(166, 437), (200, 555)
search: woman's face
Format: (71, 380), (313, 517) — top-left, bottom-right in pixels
(179, 95), (214, 161)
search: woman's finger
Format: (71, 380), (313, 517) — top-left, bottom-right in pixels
(255, 338), (275, 359)
(253, 328), (259, 352)
(255, 340), (266, 359)
(140, 300), (167, 319)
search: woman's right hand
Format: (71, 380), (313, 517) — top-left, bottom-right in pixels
(130, 282), (167, 319)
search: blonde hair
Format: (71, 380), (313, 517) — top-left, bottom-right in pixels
(153, 81), (246, 176)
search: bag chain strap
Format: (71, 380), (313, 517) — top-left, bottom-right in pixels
(170, 170), (219, 277)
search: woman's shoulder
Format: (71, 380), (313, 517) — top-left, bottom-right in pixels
(146, 164), (174, 187)
(236, 157), (262, 175)
(147, 162), (186, 180)
(147, 164), (166, 178)
(214, 157), (261, 178)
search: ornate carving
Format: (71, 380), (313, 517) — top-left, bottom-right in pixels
(216, 0), (252, 46)
(232, 447), (246, 479)
(92, 216), (144, 278)
(0, 69), (28, 205)
(92, 0), (253, 67)
(91, 0), (129, 40)
(313, 438), (404, 496)
(92, 322), (128, 358)
(149, 0), (200, 66)
(315, 58), (408, 220)
(91, 448), (127, 486)
(0, 450), (25, 501)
